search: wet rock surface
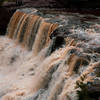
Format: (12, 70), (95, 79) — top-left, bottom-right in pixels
(0, 7), (15, 35)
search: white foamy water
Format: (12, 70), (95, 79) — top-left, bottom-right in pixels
(0, 9), (100, 100)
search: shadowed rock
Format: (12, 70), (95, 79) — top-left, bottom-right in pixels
(0, 7), (14, 35)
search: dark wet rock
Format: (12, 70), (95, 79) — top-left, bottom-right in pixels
(53, 36), (65, 49)
(49, 36), (66, 54)
(46, 35), (66, 56)
(16, 0), (24, 6)
(76, 69), (100, 100)
(81, 16), (98, 22)
(87, 78), (100, 100)
(0, 7), (14, 35)
(56, 0), (100, 8)
(50, 26), (71, 39)
(85, 63), (100, 100)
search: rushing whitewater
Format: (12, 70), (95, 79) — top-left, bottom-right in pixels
(0, 8), (100, 100)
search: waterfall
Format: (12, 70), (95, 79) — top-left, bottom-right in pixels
(7, 11), (25, 39)
(0, 9), (100, 100)
(6, 11), (58, 52)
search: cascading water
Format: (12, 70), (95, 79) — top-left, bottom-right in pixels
(0, 8), (100, 100)
(6, 10), (57, 52)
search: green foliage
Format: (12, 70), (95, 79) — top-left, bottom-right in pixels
(76, 75), (95, 100)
